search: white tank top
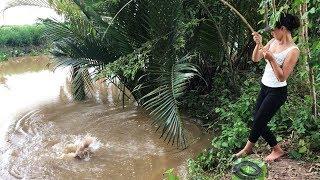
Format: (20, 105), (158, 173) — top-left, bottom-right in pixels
(261, 40), (299, 88)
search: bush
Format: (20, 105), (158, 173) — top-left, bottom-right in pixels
(188, 77), (320, 177)
(0, 24), (46, 47)
(188, 78), (257, 178)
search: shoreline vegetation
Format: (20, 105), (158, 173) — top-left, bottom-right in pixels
(0, 24), (49, 62)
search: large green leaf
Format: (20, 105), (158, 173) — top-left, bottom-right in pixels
(137, 55), (203, 148)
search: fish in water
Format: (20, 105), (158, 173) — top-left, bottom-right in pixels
(62, 136), (95, 160)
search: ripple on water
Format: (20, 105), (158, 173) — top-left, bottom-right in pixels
(1, 104), (210, 179)
(0, 56), (210, 179)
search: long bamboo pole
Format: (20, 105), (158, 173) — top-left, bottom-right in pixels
(218, 0), (255, 33)
(218, 0), (267, 50)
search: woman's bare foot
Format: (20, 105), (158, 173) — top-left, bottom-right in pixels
(235, 148), (253, 157)
(235, 140), (255, 158)
(265, 145), (284, 162)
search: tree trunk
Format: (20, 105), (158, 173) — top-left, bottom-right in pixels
(300, 3), (317, 116)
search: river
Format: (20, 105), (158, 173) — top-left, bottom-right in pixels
(0, 56), (210, 179)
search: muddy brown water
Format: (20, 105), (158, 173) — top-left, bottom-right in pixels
(0, 56), (210, 179)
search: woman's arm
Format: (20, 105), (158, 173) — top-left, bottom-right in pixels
(252, 43), (263, 62)
(263, 49), (300, 82)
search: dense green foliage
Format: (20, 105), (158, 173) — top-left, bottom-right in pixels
(41, 0), (218, 147)
(0, 24), (48, 62)
(0, 24), (45, 46)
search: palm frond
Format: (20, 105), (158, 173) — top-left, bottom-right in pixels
(71, 66), (86, 101)
(137, 55), (203, 148)
(102, 0), (134, 39)
(72, 0), (108, 28)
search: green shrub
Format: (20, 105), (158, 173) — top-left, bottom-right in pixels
(188, 78), (257, 178)
(0, 24), (46, 47)
(188, 77), (320, 177)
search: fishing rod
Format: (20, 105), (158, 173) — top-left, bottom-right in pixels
(218, 0), (270, 49)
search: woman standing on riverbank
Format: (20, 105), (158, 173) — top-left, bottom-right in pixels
(236, 13), (301, 161)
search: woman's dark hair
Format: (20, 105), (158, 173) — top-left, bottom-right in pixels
(275, 13), (300, 32)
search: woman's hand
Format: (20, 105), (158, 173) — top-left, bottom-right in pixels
(262, 50), (275, 62)
(252, 32), (262, 45)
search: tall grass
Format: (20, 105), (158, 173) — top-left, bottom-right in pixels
(0, 24), (48, 62)
(0, 24), (46, 47)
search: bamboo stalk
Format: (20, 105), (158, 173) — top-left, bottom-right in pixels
(218, 0), (255, 33)
(300, 3), (318, 116)
(272, 0), (276, 13)
(264, 2), (269, 28)
(218, 0), (264, 49)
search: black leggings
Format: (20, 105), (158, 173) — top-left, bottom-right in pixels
(248, 83), (287, 147)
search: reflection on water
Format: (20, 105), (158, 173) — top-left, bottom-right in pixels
(0, 56), (70, 146)
(0, 56), (210, 179)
